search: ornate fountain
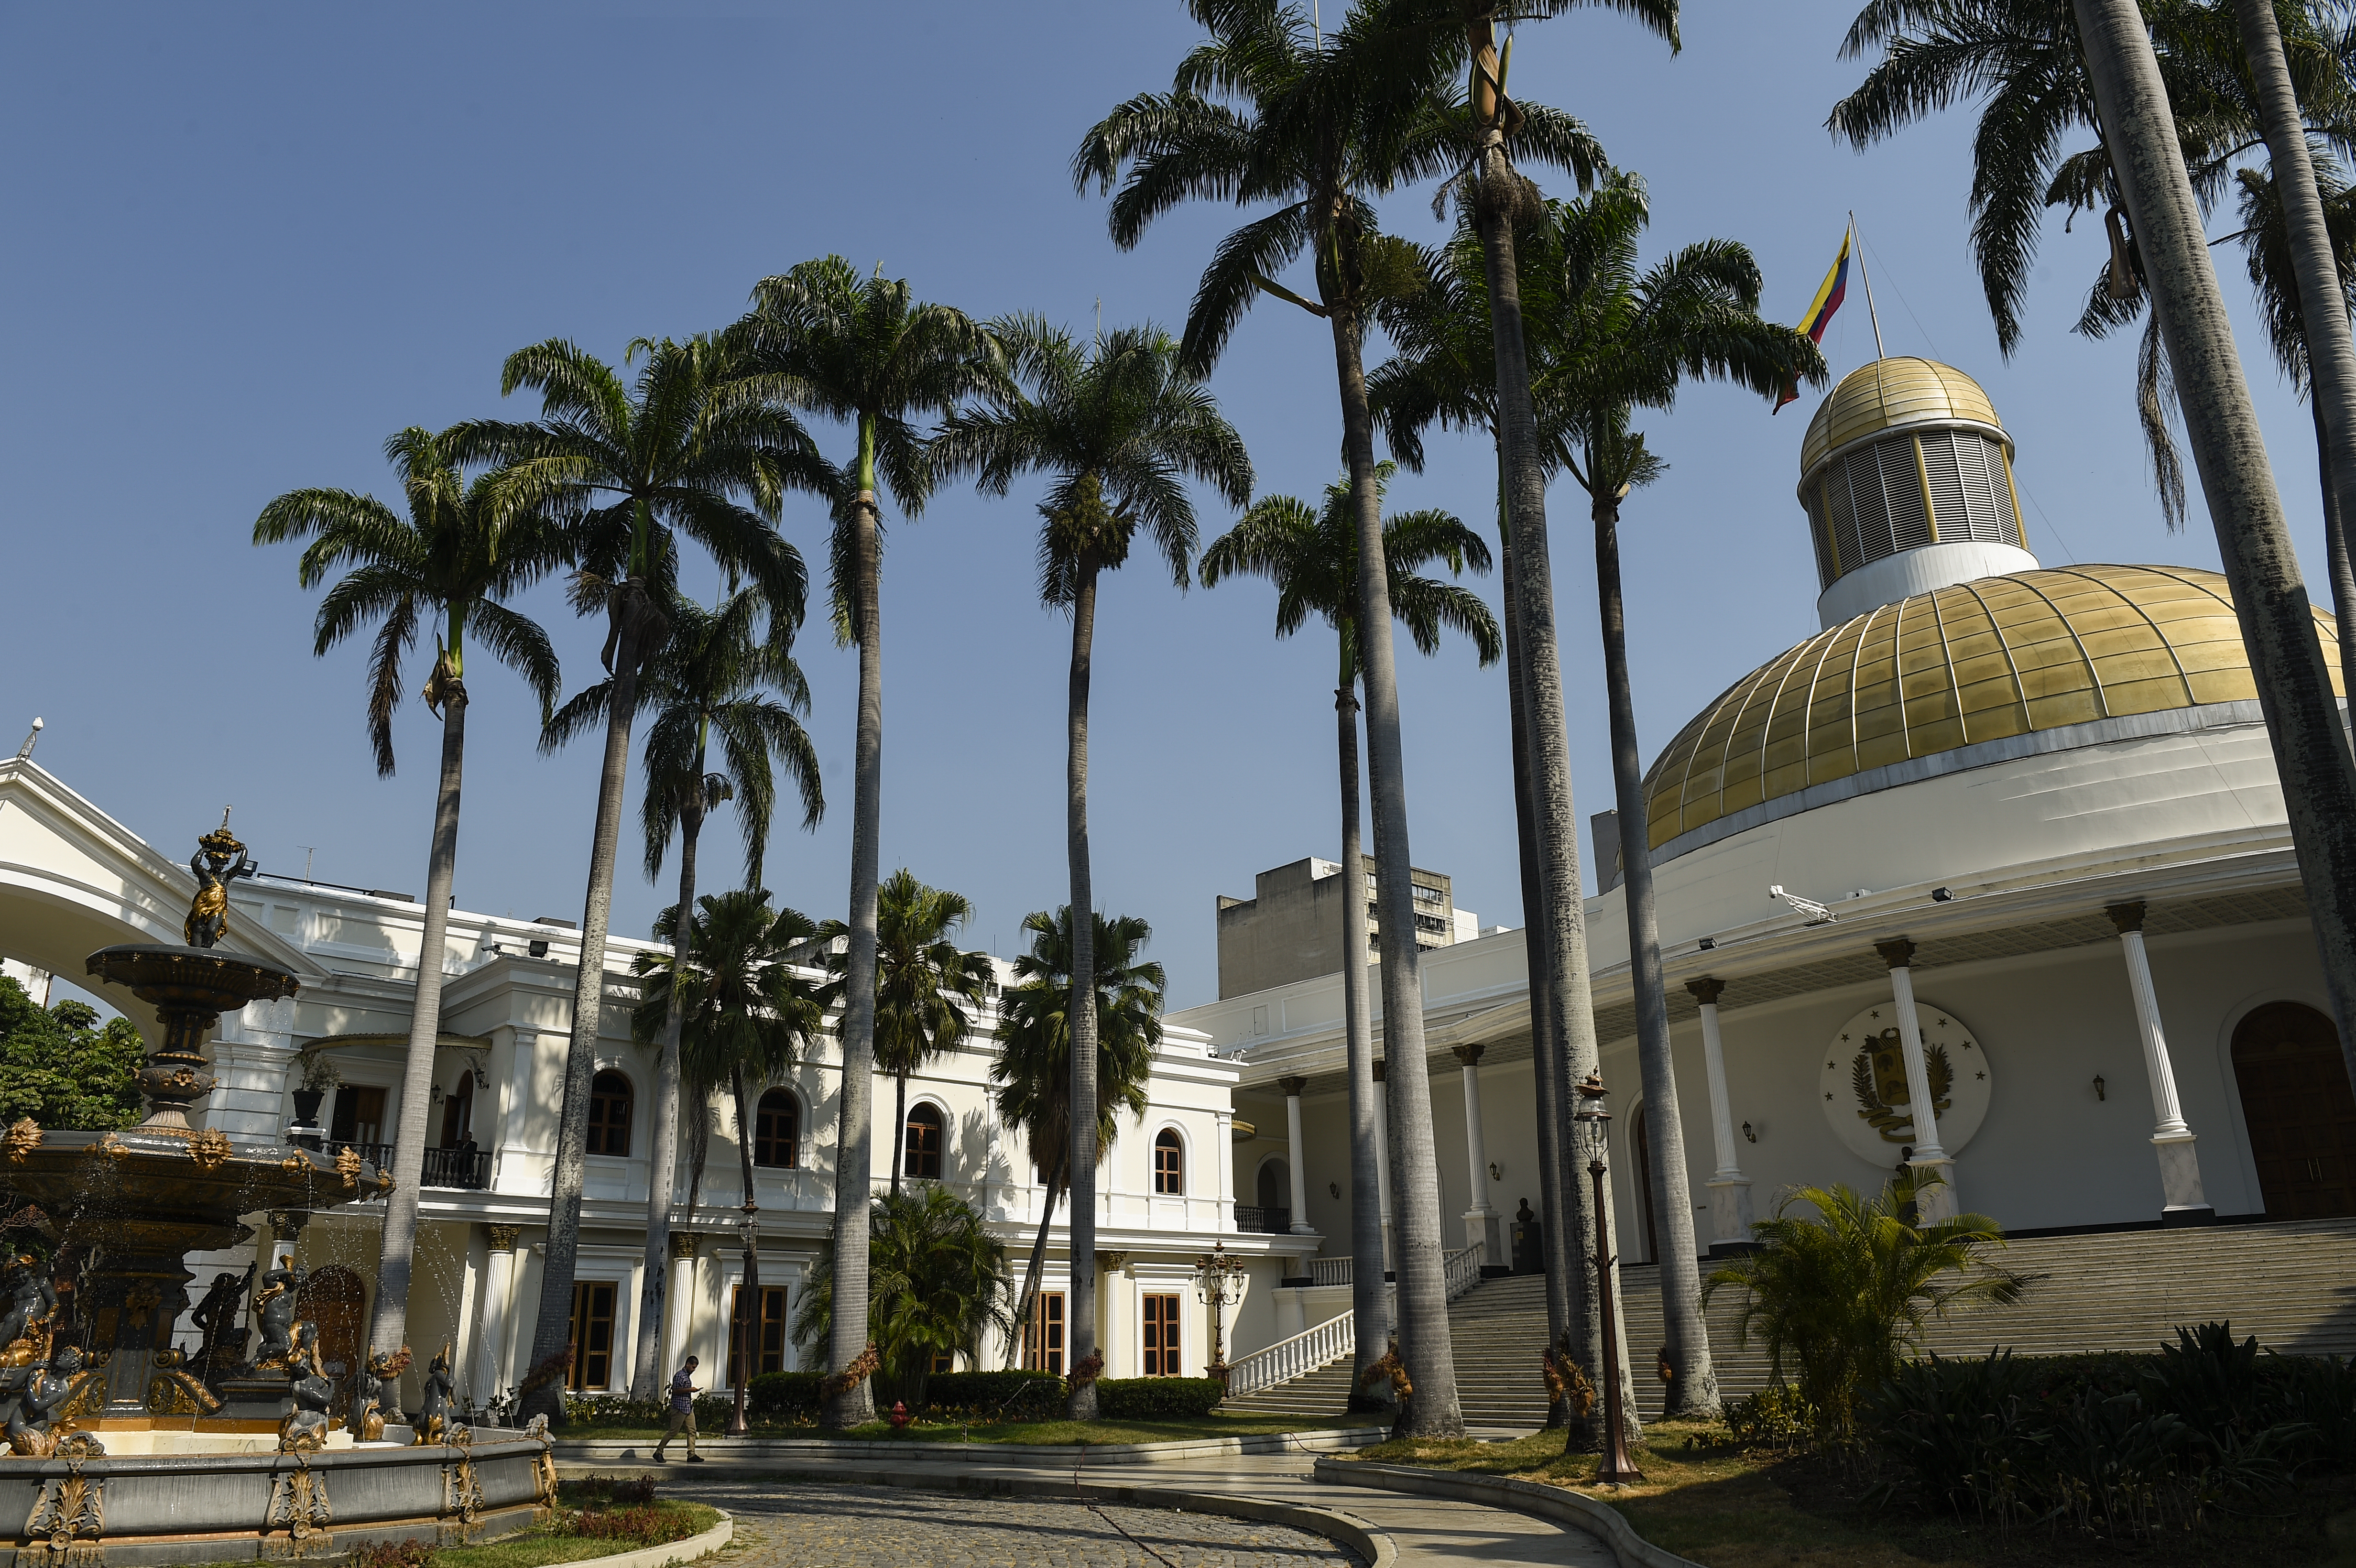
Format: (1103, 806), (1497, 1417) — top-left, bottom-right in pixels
(0, 819), (553, 1561)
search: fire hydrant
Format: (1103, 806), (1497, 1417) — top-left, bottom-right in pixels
(889, 1400), (911, 1431)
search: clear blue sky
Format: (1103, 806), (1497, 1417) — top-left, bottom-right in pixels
(1, 3), (2335, 1009)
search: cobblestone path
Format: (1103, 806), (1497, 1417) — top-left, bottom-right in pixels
(683, 1478), (1366, 1567)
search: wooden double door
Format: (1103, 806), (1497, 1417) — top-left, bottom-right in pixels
(2233, 1001), (2356, 1220)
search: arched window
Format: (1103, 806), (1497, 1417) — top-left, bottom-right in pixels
(1153, 1128), (1184, 1195)
(587, 1071), (633, 1157)
(754, 1089), (799, 1168)
(904, 1102), (944, 1180)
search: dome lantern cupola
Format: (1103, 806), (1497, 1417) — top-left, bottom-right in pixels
(1799, 357), (2039, 628)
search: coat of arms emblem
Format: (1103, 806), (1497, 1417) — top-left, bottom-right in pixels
(1851, 1026), (1952, 1143)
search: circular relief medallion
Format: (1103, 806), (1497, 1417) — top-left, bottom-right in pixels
(1817, 999), (1992, 1165)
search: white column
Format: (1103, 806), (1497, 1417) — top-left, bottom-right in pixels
(1688, 978), (1755, 1250)
(1877, 939), (1956, 1222)
(662, 1232), (699, 1375)
(1453, 1045), (1501, 1265)
(2109, 901), (2213, 1222)
(1279, 1077), (1315, 1234)
(1372, 1059), (1394, 1272)
(475, 1224), (520, 1401)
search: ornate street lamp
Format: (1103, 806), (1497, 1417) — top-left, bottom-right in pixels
(729, 1201), (759, 1436)
(1571, 1073), (1644, 1485)
(1195, 1244), (1245, 1386)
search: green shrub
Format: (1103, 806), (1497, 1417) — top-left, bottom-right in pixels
(747, 1371), (823, 1416)
(1094, 1378), (1224, 1419)
(1722, 1383), (1815, 1450)
(918, 1370), (1060, 1416)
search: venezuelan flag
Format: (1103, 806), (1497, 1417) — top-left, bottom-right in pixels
(1775, 229), (1852, 413)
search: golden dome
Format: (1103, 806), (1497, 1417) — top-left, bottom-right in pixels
(1642, 565), (2345, 855)
(1800, 358), (2009, 481)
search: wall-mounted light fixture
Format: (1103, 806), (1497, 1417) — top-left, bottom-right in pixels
(1931, 887), (1955, 903)
(1488, 1161), (1502, 1181)
(1328, 1181), (1341, 1199)
(2093, 1074), (2106, 1102)
(1698, 936), (1716, 951)
(1742, 1122), (1756, 1143)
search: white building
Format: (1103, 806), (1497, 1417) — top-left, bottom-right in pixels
(1181, 357), (2356, 1371)
(0, 758), (1306, 1412)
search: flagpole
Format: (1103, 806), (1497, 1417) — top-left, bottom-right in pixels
(1849, 210), (1887, 359)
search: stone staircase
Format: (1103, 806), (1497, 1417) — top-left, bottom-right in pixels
(1223, 1218), (2356, 1431)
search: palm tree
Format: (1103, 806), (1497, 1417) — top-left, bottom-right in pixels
(1076, 0), (1579, 1437)
(729, 259), (1003, 1428)
(988, 906), (1165, 1372)
(2227, 160), (2356, 703)
(816, 870), (992, 1196)
(1200, 463), (1496, 1405)
(791, 1184), (1015, 1412)
(1527, 174), (1822, 1422)
(2230, 1), (2356, 718)
(634, 889), (825, 1431)
(2075, 0), (2356, 1085)
(253, 426), (565, 1366)
(546, 587), (824, 1400)
(933, 315), (1249, 1414)
(1704, 1176), (2028, 1443)
(451, 335), (820, 1424)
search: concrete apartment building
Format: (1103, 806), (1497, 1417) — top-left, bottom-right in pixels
(1214, 856), (1478, 999)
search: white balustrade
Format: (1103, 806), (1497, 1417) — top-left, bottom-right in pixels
(1226, 1309), (1354, 1398)
(1309, 1257), (1353, 1287)
(1444, 1245), (1482, 1301)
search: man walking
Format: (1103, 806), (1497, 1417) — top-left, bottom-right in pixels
(652, 1355), (704, 1462)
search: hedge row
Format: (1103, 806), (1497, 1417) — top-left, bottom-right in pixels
(1094, 1378), (1225, 1418)
(744, 1369), (1224, 1420)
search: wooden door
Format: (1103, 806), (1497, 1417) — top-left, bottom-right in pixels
(1024, 1292), (1063, 1374)
(1141, 1294), (1180, 1377)
(567, 1282), (616, 1390)
(294, 1265), (367, 1381)
(2234, 1002), (2356, 1219)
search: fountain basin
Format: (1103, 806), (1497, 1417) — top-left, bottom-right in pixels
(0, 1427), (553, 1564)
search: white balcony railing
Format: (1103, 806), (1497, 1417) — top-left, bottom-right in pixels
(1227, 1309), (1354, 1398)
(1308, 1257), (1353, 1287)
(1298, 1248), (1485, 1299)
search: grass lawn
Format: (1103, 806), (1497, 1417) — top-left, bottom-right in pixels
(556, 1411), (1357, 1446)
(185, 1500), (724, 1568)
(1347, 1422), (2356, 1567)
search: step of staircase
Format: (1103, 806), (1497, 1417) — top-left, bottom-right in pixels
(1223, 1218), (2356, 1432)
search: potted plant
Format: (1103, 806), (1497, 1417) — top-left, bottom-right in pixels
(291, 1048), (342, 1127)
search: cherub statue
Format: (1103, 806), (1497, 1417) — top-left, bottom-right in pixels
(349, 1345), (409, 1441)
(189, 1264), (253, 1375)
(9, 1347), (83, 1457)
(0, 1254), (57, 1364)
(279, 1362), (333, 1453)
(184, 812), (253, 949)
(251, 1256), (304, 1370)
(411, 1345), (456, 1445)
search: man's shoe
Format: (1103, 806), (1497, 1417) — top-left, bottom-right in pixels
(685, 1454), (706, 1463)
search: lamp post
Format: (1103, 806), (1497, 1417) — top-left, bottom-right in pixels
(728, 1201), (758, 1436)
(1195, 1244), (1244, 1386)
(1571, 1072), (1643, 1484)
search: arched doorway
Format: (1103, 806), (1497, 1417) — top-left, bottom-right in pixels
(1631, 1107), (1660, 1264)
(2232, 1001), (2356, 1219)
(1257, 1158), (1289, 1213)
(295, 1265), (368, 1386)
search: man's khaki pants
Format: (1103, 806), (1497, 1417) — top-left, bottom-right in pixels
(654, 1407), (696, 1457)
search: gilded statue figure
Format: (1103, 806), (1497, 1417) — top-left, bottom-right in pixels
(189, 1263), (254, 1375)
(412, 1344), (456, 1445)
(9, 1347), (84, 1457)
(184, 812), (253, 949)
(251, 1256), (304, 1369)
(0, 1255), (57, 1366)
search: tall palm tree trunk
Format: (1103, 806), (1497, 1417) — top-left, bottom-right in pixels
(730, 1063), (762, 1434)
(523, 588), (648, 1426)
(824, 484), (885, 1430)
(2243, 0), (2356, 747)
(2308, 398), (2356, 725)
(1469, 172), (1615, 1451)
(1330, 304), (1464, 1437)
(1005, 1161), (1064, 1371)
(1065, 563), (1102, 1421)
(2079, 0), (2356, 1067)
(1337, 674), (1390, 1410)
(1498, 487), (1575, 1427)
(628, 782), (702, 1401)
(368, 670), (467, 1364)
(1593, 499), (1718, 1419)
